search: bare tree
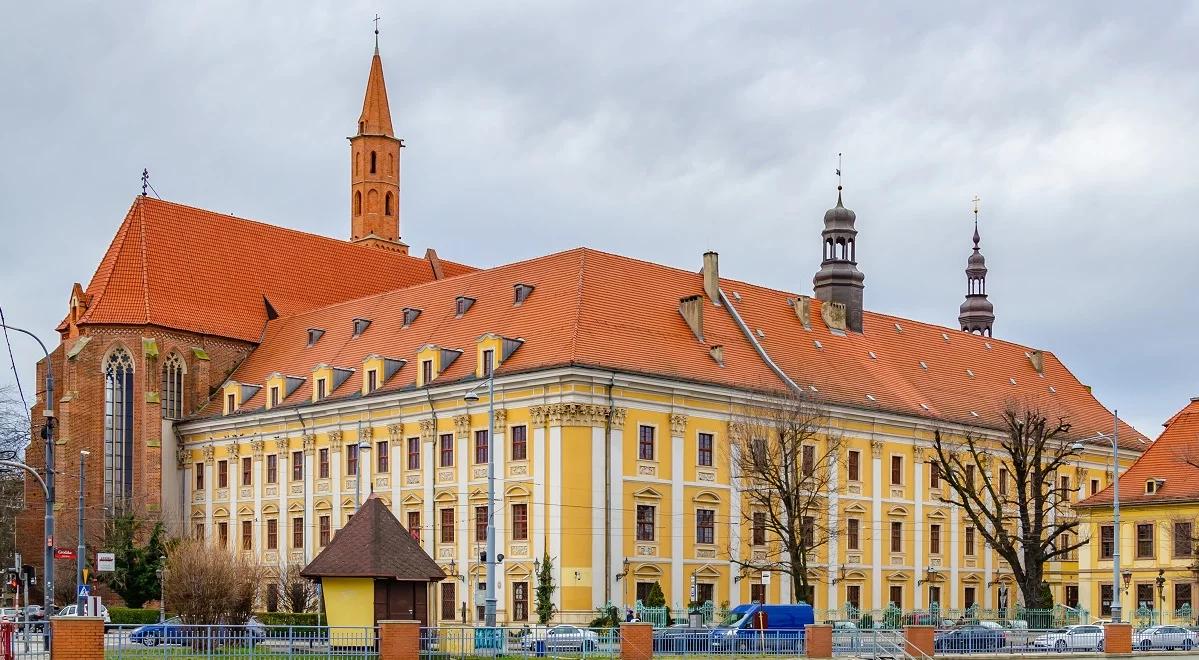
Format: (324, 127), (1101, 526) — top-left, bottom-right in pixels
(930, 405), (1086, 611)
(728, 391), (842, 604)
(275, 560), (317, 613)
(163, 538), (264, 626)
(0, 386), (30, 568)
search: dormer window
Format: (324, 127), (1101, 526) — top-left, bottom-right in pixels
(269, 386), (280, 408)
(307, 328), (325, 346)
(482, 349), (494, 378)
(514, 283), (535, 305)
(456, 296), (476, 317)
(1146, 479), (1165, 494)
(367, 369), (378, 394)
(402, 307), (421, 327)
(226, 392), (236, 413)
(316, 379), (327, 401)
(352, 318), (371, 337)
(421, 359), (433, 384)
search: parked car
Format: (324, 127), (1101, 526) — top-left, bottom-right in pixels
(653, 623), (712, 653)
(1031, 625), (1105, 652)
(710, 603), (814, 653)
(934, 625), (1006, 652)
(130, 616), (266, 647)
(55, 603), (111, 624)
(0, 608), (19, 622)
(1133, 625), (1198, 651)
(519, 625), (600, 653)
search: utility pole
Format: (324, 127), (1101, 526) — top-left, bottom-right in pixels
(75, 450), (89, 613)
(0, 323), (55, 626)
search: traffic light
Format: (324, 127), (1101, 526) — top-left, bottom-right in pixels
(4, 569), (17, 590)
(22, 564), (35, 582)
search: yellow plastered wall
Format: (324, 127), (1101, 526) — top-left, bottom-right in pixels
(321, 577), (376, 645)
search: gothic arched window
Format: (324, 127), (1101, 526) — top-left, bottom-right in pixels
(354, 191), (362, 216)
(103, 348), (135, 513)
(161, 352), (186, 419)
(385, 191), (393, 216)
(370, 151), (377, 174)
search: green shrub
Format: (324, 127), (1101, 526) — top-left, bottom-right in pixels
(255, 611), (320, 627)
(109, 607), (166, 625)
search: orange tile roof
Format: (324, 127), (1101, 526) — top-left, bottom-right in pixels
(208, 247), (1146, 448)
(66, 197), (474, 342)
(1076, 398), (1199, 507)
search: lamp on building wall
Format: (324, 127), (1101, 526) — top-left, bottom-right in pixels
(1122, 570), (1133, 595)
(446, 559), (465, 583)
(1156, 569), (1166, 623)
(733, 566), (754, 583)
(830, 566), (849, 584)
(615, 558), (630, 581)
(918, 566), (941, 586)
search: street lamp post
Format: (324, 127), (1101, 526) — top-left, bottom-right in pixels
(1108, 410), (1122, 624)
(0, 322), (55, 622)
(354, 437), (371, 510)
(76, 450), (90, 614)
(464, 375), (497, 627)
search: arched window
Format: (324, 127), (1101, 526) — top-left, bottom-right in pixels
(161, 353), (186, 419)
(385, 191), (393, 216)
(354, 191), (362, 216)
(354, 151), (360, 176)
(388, 153), (394, 176)
(370, 151), (377, 174)
(104, 348), (135, 513)
(367, 189), (379, 213)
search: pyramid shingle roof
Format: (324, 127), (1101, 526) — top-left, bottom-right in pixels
(301, 495), (445, 580)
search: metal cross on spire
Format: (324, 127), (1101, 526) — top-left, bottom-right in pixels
(836, 152), (843, 189)
(373, 14), (381, 50)
(972, 194), (980, 216)
(141, 169), (149, 197)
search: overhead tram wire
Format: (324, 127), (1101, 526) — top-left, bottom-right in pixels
(0, 305), (30, 417)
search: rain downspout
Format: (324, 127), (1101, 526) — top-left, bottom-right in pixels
(604, 372), (615, 605)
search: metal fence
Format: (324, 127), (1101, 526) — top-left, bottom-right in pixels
(421, 625), (620, 658)
(634, 601), (717, 628)
(819, 605), (1090, 630)
(3, 621), (50, 660)
(103, 623), (379, 659)
(931, 625), (1114, 654)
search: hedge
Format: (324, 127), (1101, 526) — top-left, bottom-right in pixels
(109, 607), (167, 625)
(254, 612), (321, 627)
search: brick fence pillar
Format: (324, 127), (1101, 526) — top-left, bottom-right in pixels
(621, 622), (653, 660)
(904, 625), (935, 657)
(50, 616), (105, 660)
(805, 623), (833, 658)
(1104, 623), (1132, 654)
(378, 619), (421, 660)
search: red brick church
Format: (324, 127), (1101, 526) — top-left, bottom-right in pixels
(17, 43), (469, 600)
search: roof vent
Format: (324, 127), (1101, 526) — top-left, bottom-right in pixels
(402, 307), (421, 327)
(970, 411), (980, 417)
(941, 332), (950, 342)
(919, 361), (928, 371)
(920, 403), (930, 411)
(352, 318), (371, 337)
(307, 328), (325, 346)
(756, 328), (765, 338)
(814, 340), (823, 349)
(809, 385), (819, 393)
(1028, 349), (1044, 375)
(455, 296), (476, 317)
(732, 291), (742, 301)
(866, 394), (877, 402)
(514, 283), (535, 305)
(794, 295), (812, 330)
(984, 342), (993, 350)
(868, 351), (878, 360)
(1009, 377), (1017, 385)
(966, 369), (975, 378)
(1048, 386), (1057, 394)
(821, 301), (847, 331)
(678, 295), (704, 342)
(709, 345), (724, 366)
(894, 322), (903, 333)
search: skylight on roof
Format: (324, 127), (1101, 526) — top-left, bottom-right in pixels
(306, 328), (324, 347)
(814, 340), (823, 349)
(966, 369), (975, 378)
(970, 411), (980, 417)
(756, 328), (765, 338)
(809, 385), (818, 392)
(984, 342), (993, 350)
(868, 351), (877, 360)
(894, 322), (903, 333)
(1048, 386), (1057, 394)
(732, 291), (742, 301)
(866, 394), (877, 402)
(919, 361), (928, 370)
(920, 403), (930, 411)
(941, 332), (950, 342)
(1009, 377), (1017, 385)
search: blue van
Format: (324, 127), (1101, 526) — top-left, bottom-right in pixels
(709, 603), (815, 653)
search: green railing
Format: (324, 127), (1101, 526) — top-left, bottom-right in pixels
(818, 604), (1089, 629)
(634, 600), (716, 628)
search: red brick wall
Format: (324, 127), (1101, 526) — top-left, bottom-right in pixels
(806, 624), (832, 658)
(16, 324), (254, 603)
(620, 623), (653, 660)
(50, 616), (104, 660)
(378, 620), (420, 659)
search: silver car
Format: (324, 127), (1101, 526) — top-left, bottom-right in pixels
(520, 625), (601, 653)
(1031, 624), (1104, 652)
(1133, 625), (1198, 651)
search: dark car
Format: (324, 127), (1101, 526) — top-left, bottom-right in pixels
(130, 616), (266, 647)
(653, 624), (712, 653)
(934, 625), (1006, 653)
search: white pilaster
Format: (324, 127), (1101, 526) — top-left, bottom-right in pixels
(729, 441), (742, 608)
(494, 425), (507, 618)
(278, 449), (288, 556)
(533, 426), (547, 558)
(591, 426), (605, 608)
(671, 432), (684, 609)
(871, 448), (883, 608)
(422, 433), (434, 554)
(204, 461), (213, 535)
(303, 448), (314, 560)
(949, 505), (959, 609)
(254, 449), (263, 553)
(548, 424), (563, 612)
(826, 444), (840, 610)
(609, 424), (625, 608)
(331, 449), (343, 530)
(913, 458), (923, 609)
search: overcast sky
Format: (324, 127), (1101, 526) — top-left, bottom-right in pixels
(1, 2), (1196, 437)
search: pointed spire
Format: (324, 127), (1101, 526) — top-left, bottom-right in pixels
(959, 195), (995, 337)
(357, 43), (394, 137)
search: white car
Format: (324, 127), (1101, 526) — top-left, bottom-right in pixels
(1133, 625), (1198, 651)
(56, 603), (112, 624)
(520, 625), (601, 653)
(1031, 625), (1104, 652)
(0, 608), (19, 622)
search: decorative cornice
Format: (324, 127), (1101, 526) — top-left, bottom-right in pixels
(611, 407), (627, 429)
(870, 439), (884, 459)
(328, 430), (343, 450)
(360, 426), (374, 442)
(251, 437), (265, 459)
(175, 447), (189, 469)
(202, 445), (215, 464)
(419, 419), (436, 442)
(302, 434), (316, 456)
(388, 423), (403, 445)
(913, 446), (925, 461)
(228, 441), (240, 462)
(454, 414), (471, 438)
(530, 405), (549, 426)
(670, 413), (688, 436)
(493, 408), (507, 430)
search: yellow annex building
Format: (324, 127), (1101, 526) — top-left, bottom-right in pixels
(1077, 398), (1199, 625)
(39, 41), (1148, 625)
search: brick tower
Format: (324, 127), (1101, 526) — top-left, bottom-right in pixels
(350, 41), (407, 253)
